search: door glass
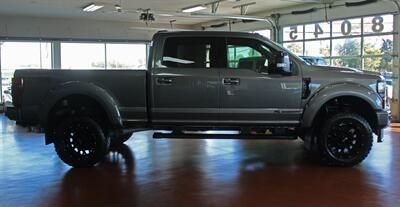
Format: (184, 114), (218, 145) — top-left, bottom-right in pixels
(227, 38), (277, 74)
(158, 37), (225, 69)
(227, 46), (262, 68)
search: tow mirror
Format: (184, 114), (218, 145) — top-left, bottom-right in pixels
(276, 52), (291, 75)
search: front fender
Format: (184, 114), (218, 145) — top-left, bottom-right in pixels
(301, 82), (382, 128)
(39, 81), (123, 128)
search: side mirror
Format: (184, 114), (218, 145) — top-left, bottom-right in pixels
(276, 52), (291, 75)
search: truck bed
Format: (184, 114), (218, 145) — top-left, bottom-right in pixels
(12, 69), (148, 126)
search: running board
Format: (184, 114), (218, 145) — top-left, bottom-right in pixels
(153, 132), (298, 140)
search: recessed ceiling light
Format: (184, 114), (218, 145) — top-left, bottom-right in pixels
(82, 3), (104, 12)
(182, 5), (207, 13)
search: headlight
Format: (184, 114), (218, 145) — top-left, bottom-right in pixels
(377, 81), (386, 97)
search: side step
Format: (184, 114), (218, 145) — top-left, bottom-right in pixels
(153, 132), (298, 140)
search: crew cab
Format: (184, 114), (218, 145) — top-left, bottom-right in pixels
(6, 31), (389, 167)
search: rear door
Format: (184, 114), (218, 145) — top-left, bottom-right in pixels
(151, 36), (226, 125)
(219, 37), (303, 125)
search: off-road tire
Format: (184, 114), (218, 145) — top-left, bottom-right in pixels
(318, 113), (373, 167)
(54, 117), (110, 167)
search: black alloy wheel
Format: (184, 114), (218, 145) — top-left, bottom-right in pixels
(319, 113), (373, 167)
(54, 117), (110, 167)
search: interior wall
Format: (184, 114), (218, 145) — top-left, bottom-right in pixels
(0, 15), (191, 41)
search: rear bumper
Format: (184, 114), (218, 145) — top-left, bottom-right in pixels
(5, 106), (20, 121)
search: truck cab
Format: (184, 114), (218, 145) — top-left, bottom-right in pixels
(150, 31), (303, 126)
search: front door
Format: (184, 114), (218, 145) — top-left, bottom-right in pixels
(151, 36), (226, 125)
(219, 37), (303, 125)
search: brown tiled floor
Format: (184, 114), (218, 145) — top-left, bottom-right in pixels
(1, 115), (399, 207)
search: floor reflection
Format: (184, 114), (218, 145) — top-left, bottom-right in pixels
(38, 144), (137, 207)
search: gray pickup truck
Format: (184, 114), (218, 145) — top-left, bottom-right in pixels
(6, 31), (389, 167)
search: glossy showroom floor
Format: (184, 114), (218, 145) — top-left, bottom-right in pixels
(1, 115), (399, 207)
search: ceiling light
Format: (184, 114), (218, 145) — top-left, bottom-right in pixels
(82, 3), (104, 12)
(182, 5), (207, 13)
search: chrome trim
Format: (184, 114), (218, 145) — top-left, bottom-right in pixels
(122, 119), (147, 122)
(119, 107), (147, 112)
(153, 108), (303, 114)
(152, 119), (300, 124)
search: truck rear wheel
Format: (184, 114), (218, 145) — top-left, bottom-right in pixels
(54, 117), (110, 167)
(318, 113), (373, 167)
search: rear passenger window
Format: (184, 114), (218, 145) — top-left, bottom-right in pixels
(158, 37), (226, 69)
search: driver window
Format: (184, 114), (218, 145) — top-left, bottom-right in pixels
(227, 38), (276, 74)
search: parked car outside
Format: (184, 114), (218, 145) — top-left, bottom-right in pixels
(300, 56), (328, 66)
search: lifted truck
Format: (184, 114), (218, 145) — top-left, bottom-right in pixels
(6, 31), (389, 167)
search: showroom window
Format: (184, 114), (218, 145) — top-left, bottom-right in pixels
(106, 43), (147, 69)
(282, 14), (396, 72)
(253, 29), (271, 39)
(61, 43), (106, 69)
(61, 42), (148, 70)
(0, 41), (51, 104)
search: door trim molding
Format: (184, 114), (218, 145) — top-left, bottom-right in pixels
(152, 108), (303, 114)
(220, 108), (303, 114)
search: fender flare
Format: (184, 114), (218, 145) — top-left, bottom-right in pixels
(301, 82), (382, 128)
(39, 81), (123, 128)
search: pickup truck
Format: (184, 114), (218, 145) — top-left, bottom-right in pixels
(6, 31), (389, 167)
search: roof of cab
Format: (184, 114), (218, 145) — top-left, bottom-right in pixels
(153, 30), (264, 39)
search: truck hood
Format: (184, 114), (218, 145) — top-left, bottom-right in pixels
(304, 65), (385, 94)
(308, 65), (384, 80)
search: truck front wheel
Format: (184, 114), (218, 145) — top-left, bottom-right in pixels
(54, 117), (110, 167)
(318, 113), (373, 167)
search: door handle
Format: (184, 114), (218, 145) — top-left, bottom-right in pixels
(223, 78), (240, 85)
(156, 77), (173, 85)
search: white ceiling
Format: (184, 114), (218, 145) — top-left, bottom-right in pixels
(0, 0), (341, 25)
